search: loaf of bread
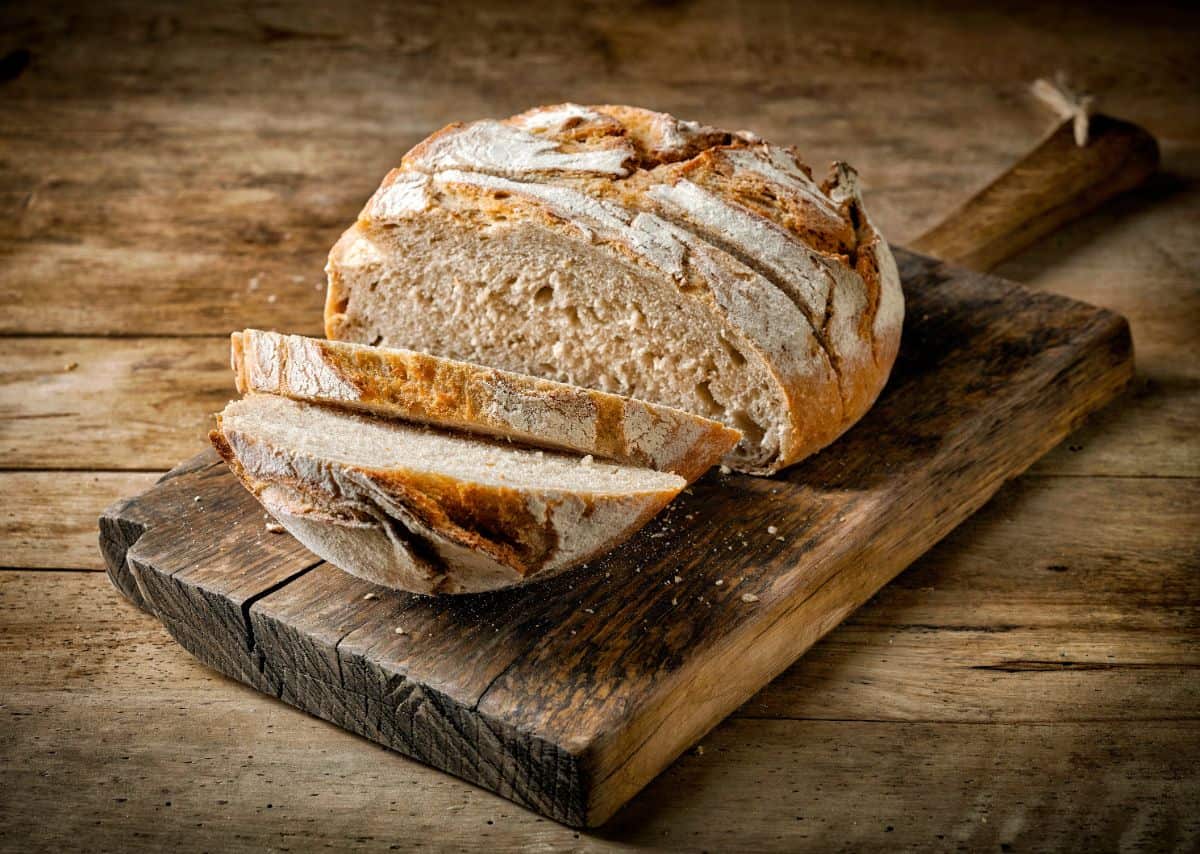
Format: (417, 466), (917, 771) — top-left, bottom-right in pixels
(211, 394), (686, 594)
(325, 104), (903, 474)
(231, 329), (740, 483)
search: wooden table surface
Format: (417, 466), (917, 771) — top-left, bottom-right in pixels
(1, 2), (1196, 851)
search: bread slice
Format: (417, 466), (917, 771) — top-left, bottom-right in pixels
(324, 104), (903, 475)
(210, 394), (685, 594)
(231, 329), (740, 483)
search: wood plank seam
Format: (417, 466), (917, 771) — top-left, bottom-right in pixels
(969, 661), (1200, 673)
(327, 612), (372, 693)
(241, 563), (324, 654)
(0, 566), (113, 572)
(1021, 473), (1199, 480)
(0, 468), (171, 474)
(126, 551), (323, 653)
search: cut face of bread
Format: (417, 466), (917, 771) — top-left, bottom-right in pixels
(325, 103), (904, 474)
(231, 329), (740, 483)
(210, 395), (685, 595)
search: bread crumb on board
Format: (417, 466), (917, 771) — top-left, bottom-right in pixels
(719, 464), (732, 475)
(63, 361), (78, 372)
(741, 593), (760, 603)
(767, 525), (778, 535)
(265, 521), (286, 534)
(394, 626), (406, 635)
(363, 592), (378, 601)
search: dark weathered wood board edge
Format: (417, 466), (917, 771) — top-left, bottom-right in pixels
(271, 662), (589, 824)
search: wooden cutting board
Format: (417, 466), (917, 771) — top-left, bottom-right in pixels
(101, 248), (1133, 827)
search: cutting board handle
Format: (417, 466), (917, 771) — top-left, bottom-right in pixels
(910, 114), (1159, 271)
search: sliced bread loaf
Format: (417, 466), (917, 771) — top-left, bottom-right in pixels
(324, 104), (903, 474)
(210, 394), (685, 594)
(231, 329), (740, 482)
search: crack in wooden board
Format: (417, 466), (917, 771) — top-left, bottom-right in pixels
(98, 250), (1134, 827)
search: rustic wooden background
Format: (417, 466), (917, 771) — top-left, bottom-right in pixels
(1, 1), (1197, 851)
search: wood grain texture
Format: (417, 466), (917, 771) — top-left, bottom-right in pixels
(0, 336), (233, 470)
(12, 473), (1200, 713)
(100, 252), (1135, 825)
(1009, 144), (1200, 478)
(5, 699), (1195, 854)
(0, 471), (158, 569)
(912, 115), (1160, 271)
(738, 477), (1200, 724)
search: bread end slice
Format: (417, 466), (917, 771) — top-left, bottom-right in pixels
(210, 395), (685, 594)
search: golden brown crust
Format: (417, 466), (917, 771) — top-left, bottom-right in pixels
(230, 331), (248, 394)
(670, 146), (855, 258)
(585, 104), (735, 166)
(323, 228), (359, 339)
(208, 426), (237, 472)
(360, 468), (544, 577)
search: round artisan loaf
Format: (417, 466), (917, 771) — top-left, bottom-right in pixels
(325, 104), (903, 474)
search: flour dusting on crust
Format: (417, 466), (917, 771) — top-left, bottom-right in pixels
(407, 120), (634, 178)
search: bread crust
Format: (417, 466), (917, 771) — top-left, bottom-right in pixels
(210, 397), (684, 595)
(325, 104), (904, 474)
(232, 329), (740, 483)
